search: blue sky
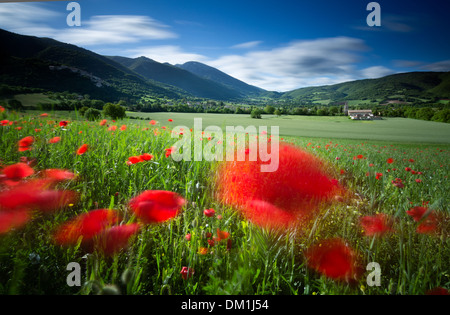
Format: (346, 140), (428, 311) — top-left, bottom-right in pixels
(1, 0), (449, 91)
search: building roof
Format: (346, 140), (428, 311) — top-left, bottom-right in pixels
(348, 110), (373, 114)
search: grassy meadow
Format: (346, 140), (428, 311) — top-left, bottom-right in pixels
(0, 109), (449, 296)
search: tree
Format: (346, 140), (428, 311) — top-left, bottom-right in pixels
(250, 108), (262, 119)
(431, 108), (450, 123)
(264, 105), (275, 114)
(415, 107), (435, 121)
(274, 109), (281, 116)
(84, 108), (101, 121)
(79, 106), (89, 117)
(103, 103), (126, 120)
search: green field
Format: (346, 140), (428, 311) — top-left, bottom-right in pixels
(1, 109), (448, 296)
(127, 112), (450, 144)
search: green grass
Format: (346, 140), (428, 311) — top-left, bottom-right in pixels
(126, 112), (450, 144)
(0, 109), (448, 295)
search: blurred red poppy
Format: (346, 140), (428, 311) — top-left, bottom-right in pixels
(0, 209), (30, 235)
(216, 143), (345, 229)
(76, 144), (89, 155)
(53, 209), (121, 247)
(49, 136), (61, 144)
(203, 208), (215, 217)
(1, 163), (34, 184)
(128, 190), (185, 224)
(140, 153), (153, 161)
(59, 121), (69, 127)
(165, 146), (176, 158)
(180, 266), (194, 280)
(305, 238), (362, 282)
(359, 213), (393, 237)
(127, 156), (143, 165)
(216, 228), (230, 241)
(18, 136), (34, 151)
(43, 169), (76, 181)
(386, 158), (394, 164)
(120, 125), (127, 131)
(95, 223), (140, 256)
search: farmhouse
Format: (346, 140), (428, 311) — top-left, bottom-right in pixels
(348, 109), (374, 120)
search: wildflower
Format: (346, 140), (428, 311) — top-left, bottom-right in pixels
(415, 179), (422, 183)
(1, 163), (34, 184)
(180, 266), (194, 280)
(49, 136), (61, 144)
(59, 121), (69, 127)
(216, 228), (230, 241)
(108, 125), (117, 131)
(128, 190), (185, 224)
(304, 238), (362, 282)
(203, 208), (215, 217)
(149, 120), (157, 125)
(1, 120), (9, 126)
(185, 233), (191, 241)
(168, 119), (173, 122)
(405, 167), (412, 172)
(76, 144), (89, 155)
(165, 146), (176, 158)
(18, 136), (34, 151)
(127, 156), (143, 165)
(198, 247), (208, 255)
(43, 169), (76, 182)
(95, 223), (140, 256)
(216, 143), (345, 229)
(100, 119), (107, 126)
(53, 209), (121, 247)
(392, 178), (404, 188)
(140, 153), (153, 161)
(386, 158), (394, 164)
(0, 209), (31, 235)
(120, 125), (127, 131)
(359, 214), (393, 237)
(39, 113), (48, 117)
(375, 172), (383, 180)
(406, 206), (438, 234)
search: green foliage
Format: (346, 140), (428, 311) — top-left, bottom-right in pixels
(250, 108), (262, 119)
(84, 108), (101, 121)
(103, 103), (126, 120)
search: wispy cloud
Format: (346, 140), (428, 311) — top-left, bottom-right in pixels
(421, 60), (450, 72)
(231, 41), (263, 49)
(124, 45), (209, 65)
(207, 37), (371, 91)
(0, 3), (176, 46)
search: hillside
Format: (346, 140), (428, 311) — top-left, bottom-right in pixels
(175, 61), (276, 98)
(108, 56), (244, 100)
(282, 71), (450, 102)
(0, 29), (181, 102)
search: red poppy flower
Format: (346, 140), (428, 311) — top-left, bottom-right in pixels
(426, 287), (449, 295)
(48, 136), (61, 144)
(76, 144), (89, 155)
(405, 167), (412, 172)
(127, 156), (143, 165)
(18, 136), (34, 151)
(40, 113), (48, 117)
(216, 228), (230, 241)
(108, 125), (117, 131)
(0, 209), (31, 235)
(59, 121), (69, 127)
(100, 119), (107, 126)
(406, 206), (428, 222)
(375, 172), (383, 180)
(1, 120), (9, 126)
(180, 266), (194, 280)
(359, 213), (393, 236)
(406, 206), (438, 234)
(304, 238), (362, 282)
(53, 209), (121, 247)
(165, 146), (176, 158)
(43, 169), (76, 181)
(386, 158), (394, 164)
(203, 208), (215, 217)
(140, 153), (154, 161)
(216, 143), (345, 229)
(1, 163), (34, 183)
(33, 189), (78, 213)
(0, 105), (4, 113)
(149, 120), (157, 125)
(128, 190), (185, 224)
(95, 223), (140, 256)
(168, 119), (173, 122)
(120, 125), (127, 131)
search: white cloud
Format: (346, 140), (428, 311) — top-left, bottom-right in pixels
(207, 37), (369, 91)
(231, 41), (263, 49)
(421, 60), (450, 72)
(0, 3), (176, 46)
(359, 66), (394, 79)
(124, 45), (209, 65)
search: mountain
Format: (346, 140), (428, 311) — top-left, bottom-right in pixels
(175, 61), (278, 98)
(282, 71), (450, 102)
(108, 56), (244, 100)
(0, 29), (181, 101)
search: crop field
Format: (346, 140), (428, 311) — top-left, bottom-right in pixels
(0, 109), (448, 296)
